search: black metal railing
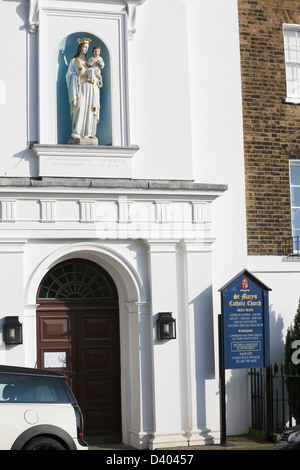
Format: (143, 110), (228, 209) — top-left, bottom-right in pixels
(249, 363), (300, 435)
(278, 237), (300, 257)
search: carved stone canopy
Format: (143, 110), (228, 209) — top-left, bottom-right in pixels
(27, 0), (147, 36)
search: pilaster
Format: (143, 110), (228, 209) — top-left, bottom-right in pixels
(180, 240), (220, 445)
(146, 240), (188, 449)
(0, 240), (27, 365)
(124, 301), (152, 449)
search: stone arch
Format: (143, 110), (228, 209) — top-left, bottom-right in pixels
(24, 242), (150, 446)
(25, 243), (146, 307)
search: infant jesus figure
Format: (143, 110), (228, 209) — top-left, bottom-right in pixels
(87, 46), (105, 87)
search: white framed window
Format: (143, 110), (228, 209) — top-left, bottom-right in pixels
(290, 162), (300, 241)
(283, 24), (300, 103)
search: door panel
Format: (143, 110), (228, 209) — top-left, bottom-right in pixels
(40, 317), (70, 342)
(76, 309), (121, 440)
(85, 408), (115, 435)
(37, 311), (73, 369)
(83, 316), (113, 340)
(37, 310), (76, 391)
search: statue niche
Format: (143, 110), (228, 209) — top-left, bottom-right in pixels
(56, 33), (112, 146)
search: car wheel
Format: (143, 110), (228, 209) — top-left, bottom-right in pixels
(23, 437), (66, 450)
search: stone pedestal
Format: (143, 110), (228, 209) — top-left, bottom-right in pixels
(68, 136), (98, 145)
(32, 144), (139, 178)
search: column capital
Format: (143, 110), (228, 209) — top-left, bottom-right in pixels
(180, 238), (216, 253)
(144, 239), (181, 254)
(125, 301), (150, 314)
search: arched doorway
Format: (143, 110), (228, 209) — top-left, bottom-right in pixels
(36, 258), (121, 443)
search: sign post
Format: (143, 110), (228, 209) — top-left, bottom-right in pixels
(219, 269), (271, 445)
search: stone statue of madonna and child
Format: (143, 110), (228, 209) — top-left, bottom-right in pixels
(66, 37), (105, 145)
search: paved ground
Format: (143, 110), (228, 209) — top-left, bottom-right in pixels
(88, 434), (275, 451)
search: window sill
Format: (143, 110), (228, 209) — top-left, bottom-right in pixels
(282, 97), (300, 105)
(32, 144), (139, 179)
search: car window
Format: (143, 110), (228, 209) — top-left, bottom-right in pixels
(0, 374), (69, 404)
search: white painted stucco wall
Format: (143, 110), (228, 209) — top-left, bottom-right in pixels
(0, 0), (254, 444)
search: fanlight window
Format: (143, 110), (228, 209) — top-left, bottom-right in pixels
(38, 261), (114, 299)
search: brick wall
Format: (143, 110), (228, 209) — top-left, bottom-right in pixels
(238, 0), (300, 255)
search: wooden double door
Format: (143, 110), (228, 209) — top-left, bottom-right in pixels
(36, 260), (121, 442)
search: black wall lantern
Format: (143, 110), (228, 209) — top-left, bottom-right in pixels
(3, 317), (23, 345)
(157, 312), (176, 340)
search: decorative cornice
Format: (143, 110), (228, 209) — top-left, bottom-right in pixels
(0, 176), (228, 194)
(27, 0), (147, 35)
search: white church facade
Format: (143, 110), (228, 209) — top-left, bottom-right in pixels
(0, 0), (249, 449)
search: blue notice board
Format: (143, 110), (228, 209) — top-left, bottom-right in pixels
(219, 269), (271, 370)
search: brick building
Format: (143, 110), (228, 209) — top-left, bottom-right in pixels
(238, 0), (300, 255)
(238, 0), (300, 372)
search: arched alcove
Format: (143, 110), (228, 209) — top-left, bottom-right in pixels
(56, 32), (112, 145)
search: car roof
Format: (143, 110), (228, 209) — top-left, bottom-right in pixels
(0, 365), (67, 379)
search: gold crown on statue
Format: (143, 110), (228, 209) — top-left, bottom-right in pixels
(77, 37), (92, 45)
